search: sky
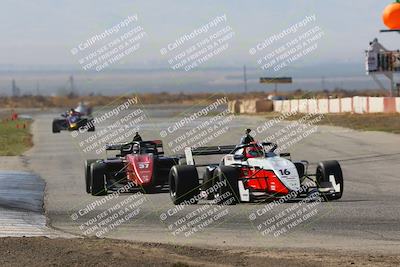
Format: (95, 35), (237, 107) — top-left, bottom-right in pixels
(0, 0), (398, 94)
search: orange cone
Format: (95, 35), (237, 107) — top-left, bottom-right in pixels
(383, 0), (400, 30)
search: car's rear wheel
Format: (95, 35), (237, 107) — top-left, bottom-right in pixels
(202, 168), (216, 200)
(91, 162), (107, 196)
(169, 165), (199, 205)
(84, 159), (98, 193)
(316, 160), (343, 201)
(87, 120), (95, 132)
(214, 166), (240, 205)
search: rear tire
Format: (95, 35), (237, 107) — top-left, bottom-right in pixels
(87, 120), (95, 132)
(316, 160), (343, 201)
(214, 166), (240, 205)
(84, 159), (98, 193)
(91, 162), (107, 196)
(202, 168), (216, 200)
(169, 165), (199, 205)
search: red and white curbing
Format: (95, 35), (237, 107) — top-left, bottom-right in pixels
(272, 97), (400, 114)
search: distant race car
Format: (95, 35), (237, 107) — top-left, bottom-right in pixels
(168, 142), (343, 205)
(52, 110), (95, 133)
(85, 140), (179, 196)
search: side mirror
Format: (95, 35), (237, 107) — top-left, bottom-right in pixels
(234, 154), (245, 160)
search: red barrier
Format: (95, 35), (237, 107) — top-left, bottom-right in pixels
(383, 97), (397, 113)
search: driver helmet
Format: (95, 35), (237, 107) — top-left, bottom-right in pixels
(245, 142), (264, 158)
(132, 143), (139, 154)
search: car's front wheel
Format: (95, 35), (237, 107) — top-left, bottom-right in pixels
(214, 166), (240, 205)
(84, 159), (98, 193)
(169, 165), (199, 205)
(52, 120), (61, 133)
(91, 162), (107, 196)
(316, 160), (343, 201)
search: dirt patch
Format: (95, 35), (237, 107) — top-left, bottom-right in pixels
(0, 237), (398, 267)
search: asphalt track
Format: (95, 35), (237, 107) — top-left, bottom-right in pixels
(0, 171), (71, 238)
(25, 106), (400, 253)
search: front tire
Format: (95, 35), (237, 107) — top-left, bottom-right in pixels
(169, 165), (199, 205)
(214, 166), (240, 205)
(52, 120), (60, 133)
(91, 162), (107, 196)
(84, 159), (98, 193)
(316, 160), (343, 201)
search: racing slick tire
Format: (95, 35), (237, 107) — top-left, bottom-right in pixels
(169, 165), (199, 205)
(87, 119), (95, 132)
(316, 160), (343, 201)
(214, 166), (240, 205)
(52, 120), (61, 133)
(202, 168), (216, 200)
(91, 162), (107, 196)
(84, 159), (98, 193)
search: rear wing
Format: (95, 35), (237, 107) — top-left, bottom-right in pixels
(151, 140), (164, 155)
(106, 143), (127, 151)
(106, 140), (164, 154)
(184, 145), (236, 165)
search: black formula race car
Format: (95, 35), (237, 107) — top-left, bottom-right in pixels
(168, 142), (343, 205)
(85, 140), (179, 196)
(52, 110), (95, 133)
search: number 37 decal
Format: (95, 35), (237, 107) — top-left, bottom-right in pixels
(138, 162), (150, 169)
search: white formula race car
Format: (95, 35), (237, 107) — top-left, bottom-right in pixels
(168, 142), (343, 205)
